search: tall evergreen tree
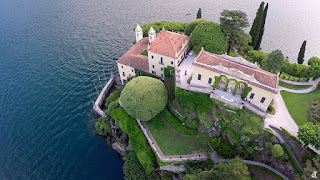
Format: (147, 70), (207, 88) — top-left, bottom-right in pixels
(249, 2), (265, 48)
(197, 8), (202, 19)
(255, 3), (268, 50)
(298, 40), (307, 64)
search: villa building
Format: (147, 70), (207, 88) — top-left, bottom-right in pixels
(117, 25), (279, 116)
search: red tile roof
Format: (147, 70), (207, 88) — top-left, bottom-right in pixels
(194, 51), (278, 93)
(117, 38), (149, 72)
(148, 30), (190, 58)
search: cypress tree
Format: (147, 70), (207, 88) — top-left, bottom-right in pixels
(197, 8), (202, 19)
(249, 2), (265, 48)
(298, 40), (307, 64)
(255, 3), (268, 50)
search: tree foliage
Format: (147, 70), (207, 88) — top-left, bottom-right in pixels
(120, 76), (167, 121)
(308, 56), (320, 67)
(123, 151), (151, 180)
(95, 116), (111, 136)
(298, 40), (307, 64)
(301, 156), (320, 179)
(250, 2), (265, 49)
(298, 122), (320, 149)
(209, 137), (235, 158)
(262, 49), (284, 73)
(184, 19), (207, 36)
(247, 49), (268, 64)
(190, 21), (228, 54)
(196, 8), (202, 19)
(271, 144), (284, 158)
(220, 10), (250, 54)
(255, 3), (268, 50)
(137, 21), (187, 37)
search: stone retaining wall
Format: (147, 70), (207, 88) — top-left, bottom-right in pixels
(210, 93), (243, 109)
(243, 102), (266, 117)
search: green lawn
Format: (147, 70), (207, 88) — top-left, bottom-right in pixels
(279, 81), (312, 90)
(281, 84), (320, 126)
(240, 109), (264, 135)
(146, 112), (210, 155)
(228, 48), (238, 57)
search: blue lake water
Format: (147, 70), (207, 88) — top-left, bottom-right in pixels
(0, 0), (319, 179)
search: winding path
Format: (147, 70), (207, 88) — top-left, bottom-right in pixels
(264, 78), (320, 154)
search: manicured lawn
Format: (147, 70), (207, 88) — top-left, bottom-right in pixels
(228, 48), (238, 57)
(279, 81), (312, 90)
(241, 108), (263, 135)
(146, 112), (210, 155)
(281, 84), (320, 126)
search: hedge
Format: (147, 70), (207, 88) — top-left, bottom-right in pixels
(246, 164), (283, 180)
(137, 21), (187, 37)
(105, 89), (122, 107)
(282, 143), (302, 175)
(280, 127), (300, 144)
(184, 19), (208, 36)
(108, 99), (156, 174)
(161, 108), (197, 135)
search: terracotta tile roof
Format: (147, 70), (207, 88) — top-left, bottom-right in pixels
(117, 38), (149, 72)
(194, 51), (278, 93)
(148, 30), (190, 58)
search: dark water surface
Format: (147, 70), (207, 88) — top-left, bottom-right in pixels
(0, 0), (319, 179)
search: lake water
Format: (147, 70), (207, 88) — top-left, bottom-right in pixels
(0, 0), (319, 179)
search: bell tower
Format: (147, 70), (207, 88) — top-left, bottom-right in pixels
(135, 25), (143, 43)
(148, 27), (156, 44)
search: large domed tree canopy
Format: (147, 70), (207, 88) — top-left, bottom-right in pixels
(120, 76), (167, 121)
(184, 19), (207, 36)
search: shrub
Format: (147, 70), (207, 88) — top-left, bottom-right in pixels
(190, 21), (228, 54)
(175, 87), (212, 113)
(184, 19), (207, 36)
(108, 100), (155, 174)
(271, 136), (278, 143)
(271, 144), (284, 158)
(162, 108), (197, 135)
(95, 116), (111, 136)
(310, 97), (320, 122)
(302, 154), (313, 164)
(105, 89), (122, 107)
(267, 105), (275, 115)
(209, 137), (235, 158)
(120, 76), (167, 121)
(123, 151), (150, 180)
(308, 56), (320, 67)
(266, 142), (272, 148)
(247, 50), (268, 64)
(187, 76), (192, 84)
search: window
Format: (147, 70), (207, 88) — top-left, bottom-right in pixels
(161, 67), (163, 71)
(171, 61), (173, 65)
(122, 72), (125, 76)
(121, 66), (123, 68)
(131, 69), (134, 72)
(160, 57), (163, 64)
(197, 74), (202, 80)
(152, 65), (155, 68)
(250, 93), (255, 99)
(151, 55), (154, 59)
(208, 78), (212, 84)
(170, 70), (174, 75)
(161, 74), (164, 77)
(260, 97), (266, 103)
(152, 71), (156, 75)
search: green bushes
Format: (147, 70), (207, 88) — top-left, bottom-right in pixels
(123, 151), (150, 180)
(95, 116), (111, 136)
(105, 89), (122, 107)
(209, 137), (235, 158)
(282, 143), (302, 174)
(120, 76), (167, 121)
(246, 164), (283, 180)
(267, 104), (275, 115)
(246, 50), (268, 64)
(187, 76), (192, 84)
(175, 87), (213, 113)
(190, 21), (228, 54)
(302, 154), (313, 164)
(108, 99), (156, 174)
(138, 21), (187, 37)
(162, 108), (197, 135)
(271, 144), (284, 158)
(184, 19), (207, 36)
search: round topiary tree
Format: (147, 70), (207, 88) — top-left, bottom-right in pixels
(271, 144), (284, 158)
(120, 76), (167, 121)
